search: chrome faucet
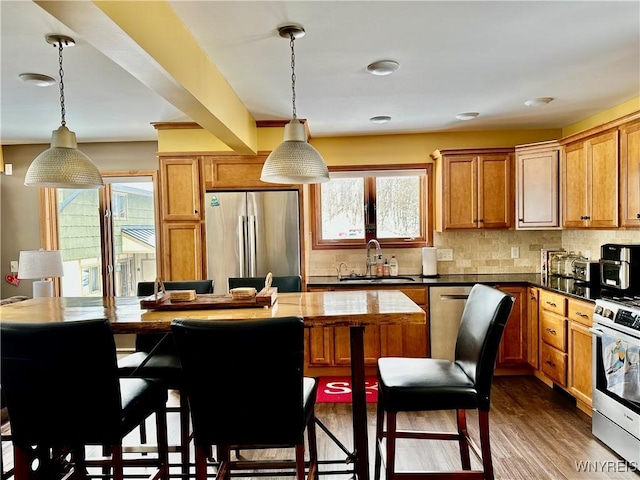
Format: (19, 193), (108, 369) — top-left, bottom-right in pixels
(365, 239), (382, 277)
(336, 261), (349, 280)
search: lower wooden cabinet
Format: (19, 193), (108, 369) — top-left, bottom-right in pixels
(536, 290), (594, 415)
(527, 287), (539, 369)
(161, 222), (204, 280)
(495, 285), (528, 369)
(567, 297), (594, 411)
(305, 285), (428, 374)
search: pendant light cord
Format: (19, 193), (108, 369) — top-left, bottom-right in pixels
(290, 33), (297, 120)
(57, 41), (67, 127)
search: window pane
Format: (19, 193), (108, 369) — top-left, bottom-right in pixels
(112, 182), (156, 296)
(58, 189), (103, 297)
(320, 178), (365, 240)
(376, 176), (421, 238)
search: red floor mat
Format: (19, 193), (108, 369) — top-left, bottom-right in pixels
(316, 376), (378, 403)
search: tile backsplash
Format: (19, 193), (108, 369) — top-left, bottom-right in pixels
(308, 229), (638, 276)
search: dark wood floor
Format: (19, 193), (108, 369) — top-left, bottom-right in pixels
(2, 376), (638, 479)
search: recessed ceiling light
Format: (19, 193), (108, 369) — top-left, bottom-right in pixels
(367, 60), (400, 76)
(370, 116), (391, 124)
(19, 73), (56, 87)
(455, 112), (479, 121)
(525, 97), (554, 107)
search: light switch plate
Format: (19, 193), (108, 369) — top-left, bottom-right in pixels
(10, 260), (18, 272)
(511, 247), (520, 259)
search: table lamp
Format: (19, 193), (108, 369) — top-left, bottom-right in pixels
(17, 250), (64, 298)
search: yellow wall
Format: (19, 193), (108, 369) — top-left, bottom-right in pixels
(158, 126), (285, 153)
(562, 96), (640, 137)
(158, 126), (561, 164)
(158, 96), (640, 158)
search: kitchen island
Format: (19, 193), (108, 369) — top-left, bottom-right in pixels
(0, 290), (425, 480)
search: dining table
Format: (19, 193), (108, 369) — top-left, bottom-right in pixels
(0, 289), (426, 480)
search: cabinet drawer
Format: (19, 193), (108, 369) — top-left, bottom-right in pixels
(540, 290), (566, 315)
(540, 310), (567, 352)
(541, 343), (567, 386)
(567, 298), (593, 327)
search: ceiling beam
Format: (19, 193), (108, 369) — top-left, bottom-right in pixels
(34, 0), (258, 155)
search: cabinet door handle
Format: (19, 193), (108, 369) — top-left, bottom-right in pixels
(545, 327), (557, 335)
(576, 312), (589, 318)
(636, 213), (640, 219)
(530, 295), (536, 300)
(546, 301), (556, 307)
(545, 360), (556, 367)
(478, 218), (484, 222)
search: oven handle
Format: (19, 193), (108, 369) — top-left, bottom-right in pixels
(589, 327), (603, 337)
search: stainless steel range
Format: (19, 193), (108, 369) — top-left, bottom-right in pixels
(591, 294), (640, 466)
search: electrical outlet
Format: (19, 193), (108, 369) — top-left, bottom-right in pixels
(511, 247), (520, 259)
(10, 260), (18, 272)
(436, 248), (453, 261)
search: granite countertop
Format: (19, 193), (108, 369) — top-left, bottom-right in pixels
(307, 273), (599, 302)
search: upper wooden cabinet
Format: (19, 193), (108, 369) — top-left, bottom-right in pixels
(515, 141), (561, 229)
(431, 148), (514, 231)
(203, 154), (298, 190)
(620, 119), (640, 228)
(562, 130), (619, 228)
(160, 157), (202, 221)
(158, 156), (205, 280)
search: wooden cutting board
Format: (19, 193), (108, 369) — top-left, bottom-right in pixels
(140, 287), (277, 310)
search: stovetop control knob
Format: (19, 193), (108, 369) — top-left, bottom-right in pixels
(603, 308), (614, 320)
(594, 305), (603, 315)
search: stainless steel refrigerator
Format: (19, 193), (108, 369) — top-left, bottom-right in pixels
(205, 190), (301, 294)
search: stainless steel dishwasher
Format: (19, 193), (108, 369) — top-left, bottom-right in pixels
(428, 286), (472, 360)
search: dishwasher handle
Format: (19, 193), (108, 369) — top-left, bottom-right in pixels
(439, 294), (470, 300)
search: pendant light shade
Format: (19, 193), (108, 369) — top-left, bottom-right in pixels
(25, 35), (103, 189)
(261, 119), (329, 184)
(25, 125), (103, 188)
(260, 25), (329, 185)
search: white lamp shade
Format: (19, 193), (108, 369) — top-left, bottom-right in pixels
(260, 120), (330, 184)
(17, 250), (64, 280)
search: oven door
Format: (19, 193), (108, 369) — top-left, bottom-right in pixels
(591, 322), (640, 439)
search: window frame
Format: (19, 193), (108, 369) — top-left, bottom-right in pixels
(40, 170), (159, 297)
(310, 163), (433, 250)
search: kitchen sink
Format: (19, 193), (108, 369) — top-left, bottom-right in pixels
(339, 276), (415, 283)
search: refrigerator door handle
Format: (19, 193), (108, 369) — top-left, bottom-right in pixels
(248, 215), (257, 277)
(238, 215), (247, 276)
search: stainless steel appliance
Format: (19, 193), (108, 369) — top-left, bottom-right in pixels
(574, 259), (599, 283)
(428, 286), (472, 360)
(205, 190), (301, 294)
(600, 244), (640, 294)
(572, 259), (600, 298)
(591, 296), (640, 466)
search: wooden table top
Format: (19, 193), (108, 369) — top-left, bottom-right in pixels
(0, 290), (426, 334)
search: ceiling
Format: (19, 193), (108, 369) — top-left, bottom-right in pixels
(1, 1), (639, 148)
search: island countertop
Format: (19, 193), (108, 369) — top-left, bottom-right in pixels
(0, 290), (426, 334)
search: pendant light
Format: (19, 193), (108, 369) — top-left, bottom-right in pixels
(25, 35), (103, 189)
(260, 25), (329, 184)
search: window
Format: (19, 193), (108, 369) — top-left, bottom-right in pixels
(311, 164), (432, 249)
(41, 172), (157, 297)
(112, 192), (128, 219)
